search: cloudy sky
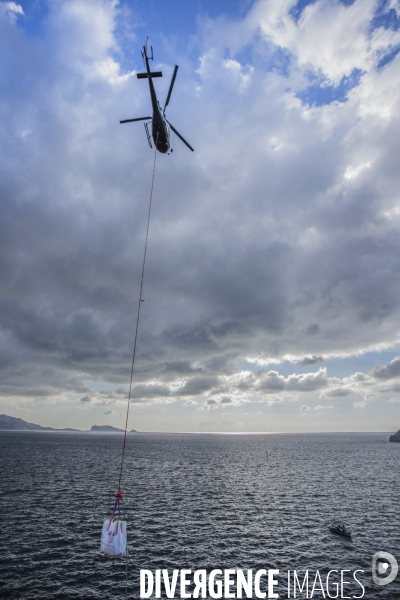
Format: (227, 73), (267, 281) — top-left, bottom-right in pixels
(1, 0), (400, 432)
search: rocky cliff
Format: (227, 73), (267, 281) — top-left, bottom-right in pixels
(0, 414), (78, 431)
(0, 414), (137, 432)
(91, 425), (124, 432)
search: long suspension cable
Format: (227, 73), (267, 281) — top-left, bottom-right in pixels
(118, 138), (158, 492)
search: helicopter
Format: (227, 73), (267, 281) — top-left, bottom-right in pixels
(120, 39), (194, 154)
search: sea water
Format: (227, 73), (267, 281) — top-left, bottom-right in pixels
(0, 431), (399, 599)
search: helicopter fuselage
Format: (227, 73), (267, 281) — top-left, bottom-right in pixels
(151, 103), (170, 154)
(145, 54), (170, 153)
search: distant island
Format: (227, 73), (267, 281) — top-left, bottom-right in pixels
(0, 414), (79, 431)
(91, 425), (137, 433)
(0, 414), (137, 433)
(91, 424), (124, 432)
(389, 429), (400, 442)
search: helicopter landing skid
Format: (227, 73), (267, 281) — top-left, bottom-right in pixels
(144, 121), (152, 148)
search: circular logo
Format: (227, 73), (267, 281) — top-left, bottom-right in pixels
(372, 552), (398, 586)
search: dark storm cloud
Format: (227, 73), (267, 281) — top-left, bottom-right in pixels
(298, 356), (324, 366)
(257, 368), (328, 393)
(323, 387), (352, 398)
(306, 324), (320, 336)
(176, 376), (219, 396)
(162, 360), (205, 375)
(371, 357), (400, 380)
(220, 396), (232, 404)
(132, 383), (171, 399)
(200, 395), (234, 410)
(258, 371), (286, 392)
(286, 369), (328, 392)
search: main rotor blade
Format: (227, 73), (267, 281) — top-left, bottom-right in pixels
(167, 120), (194, 152)
(164, 65), (178, 110)
(120, 117), (151, 124)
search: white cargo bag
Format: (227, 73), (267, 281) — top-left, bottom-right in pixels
(100, 517), (127, 556)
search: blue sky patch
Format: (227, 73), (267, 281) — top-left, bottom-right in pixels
(290, 0), (356, 23)
(371, 4), (400, 32)
(289, 0), (317, 23)
(297, 68), (364, 107)
(377, 45), (400, 69)
(9, 0), (49, 38)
